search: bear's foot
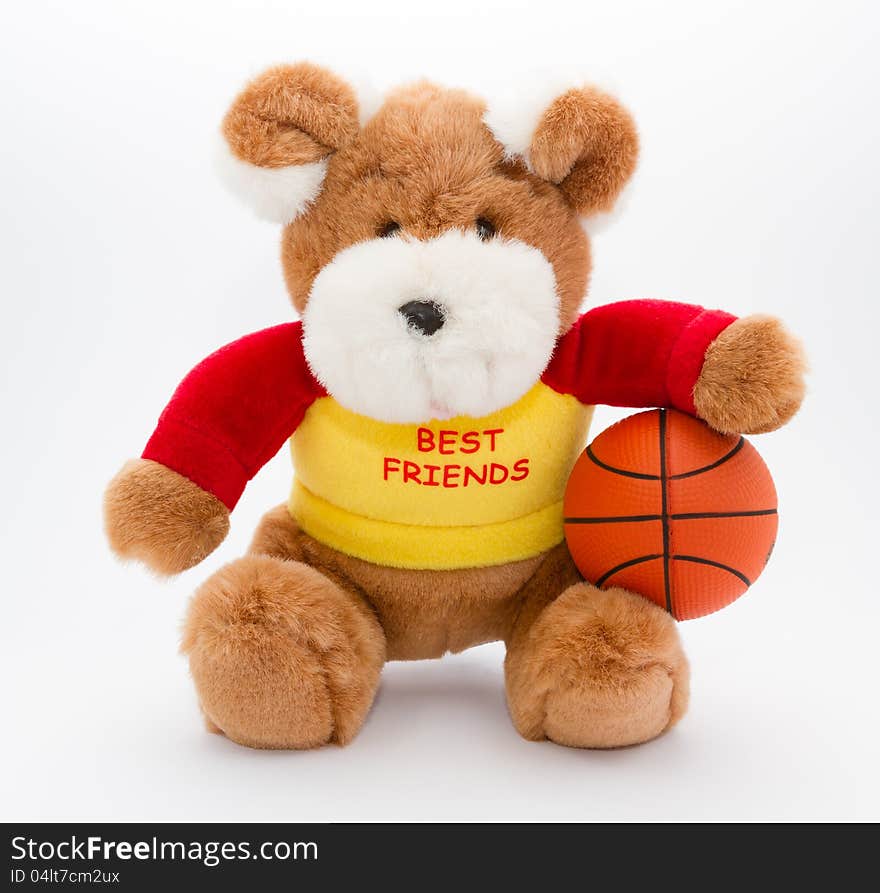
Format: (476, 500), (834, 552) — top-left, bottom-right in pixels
(182, 555), (385, 749)
(505, 583), (689, 748)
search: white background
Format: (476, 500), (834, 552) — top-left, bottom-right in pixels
(2, 0), (878, 822)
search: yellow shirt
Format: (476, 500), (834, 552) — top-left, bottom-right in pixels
(289, 382), (593, 569)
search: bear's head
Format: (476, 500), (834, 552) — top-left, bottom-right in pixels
(218, 63), (638, 422)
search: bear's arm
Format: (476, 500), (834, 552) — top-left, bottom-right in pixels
(542, 299), (736, 414)
(141, 321), (325, 510)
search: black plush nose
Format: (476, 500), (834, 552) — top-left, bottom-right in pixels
(399, 300), (446, 336)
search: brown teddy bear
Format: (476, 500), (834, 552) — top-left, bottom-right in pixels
(104, 63), (806, 750)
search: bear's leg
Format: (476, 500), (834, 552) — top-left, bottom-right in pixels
(182, 552), (385, 750)
(505, 550), (689, 748)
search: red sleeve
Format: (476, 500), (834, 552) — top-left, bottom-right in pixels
(542, 299), (736, 413)
(142, 322), (325, 510)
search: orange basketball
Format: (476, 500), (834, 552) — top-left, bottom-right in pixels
(564, 409), (777, 620)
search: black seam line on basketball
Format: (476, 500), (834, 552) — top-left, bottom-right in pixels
(564, 509), (777, 525)
(595, 555), (663, 588)
(668, 437), (746, 479)
(672, 555), (752, 587)
(669, 509), (778, 520)
(564, 514), (662, 524)
(659, 408), (672, 614)
(585, 445), (661, 480)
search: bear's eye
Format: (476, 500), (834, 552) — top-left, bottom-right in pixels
(378, 221), (401, 238)
(475, 217), (496, 241)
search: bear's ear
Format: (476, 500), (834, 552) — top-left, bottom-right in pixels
(217, 63), (360, 224)
(485, 86), (638, 217)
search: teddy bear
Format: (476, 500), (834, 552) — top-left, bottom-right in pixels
(104, 63), (806, 750)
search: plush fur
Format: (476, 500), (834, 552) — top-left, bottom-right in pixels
(487, 84), (639, 217)
(483, 78), (579, 163)
(215, 142), (328, 223)
(249, 504), (550, 660)
(694, 315), (807, 434)
(222, 63), (360, 166)
(104, 459), (229, 575)
(219, 63), (360, 222)
(280, 81), (591, 333)
(506, 583), (689, 747)
(106, 64), (806, 751)
(182, 553), (385, 748)
(530, 87), (639, 216)
(579, 182), (634, 238)
(302, 229), (560, 421)
(179, 505), (680, 748)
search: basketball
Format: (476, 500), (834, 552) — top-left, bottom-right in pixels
(563, 409), (778, 620)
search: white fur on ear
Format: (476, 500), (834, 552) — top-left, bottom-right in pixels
(483, 71), (629, 228)
(214, 138), (328, 224)
(483, 79), (574, 169)
(343, 68), (383, 127)
(580, 180), (635, 237)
